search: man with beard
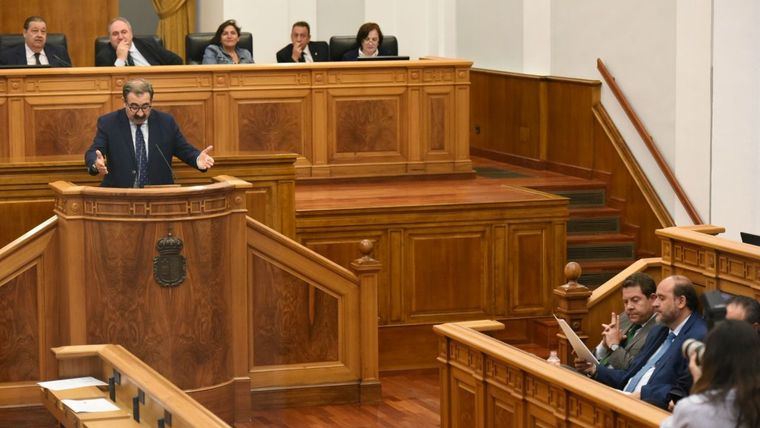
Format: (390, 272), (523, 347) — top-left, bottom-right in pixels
(594, 273), (658, 369)
(575, 275), (707, 409)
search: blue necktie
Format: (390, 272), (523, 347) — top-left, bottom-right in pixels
(135, 124), (148, 188)
(624, 331), (676, 392)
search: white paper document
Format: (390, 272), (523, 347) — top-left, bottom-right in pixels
(62, 398), (121, 413)
(38, 376), (108, 391)
(553, 314), (599, 364)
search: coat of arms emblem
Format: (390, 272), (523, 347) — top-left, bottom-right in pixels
(153, 231), (186, 287)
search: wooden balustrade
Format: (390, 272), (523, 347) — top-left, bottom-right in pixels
(45, 344), (229, 427)
(435, 321), (669, 427)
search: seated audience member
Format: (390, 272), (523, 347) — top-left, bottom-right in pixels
(96, 17), (182, 66)
(342, 22), (392, 60)
(594, 273), (658, 369)
(725, 295), (760, 332)
(0, 16), (72, 67)
(661, 320), (760, 428)
(276, 21), (327, 63)
(575, 275), (707, 409)
(202, 19), (253, 64)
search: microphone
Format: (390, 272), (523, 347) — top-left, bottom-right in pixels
(153, 143), (176, 183)
(51, 54), (72, 67)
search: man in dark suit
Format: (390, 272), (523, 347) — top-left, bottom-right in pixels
(276, 21), (328, 63)
(576, 275), (707, 409)
(95, 17), (182, 67)
(0, 16), (72, 67)
(84, 78), (214, 188)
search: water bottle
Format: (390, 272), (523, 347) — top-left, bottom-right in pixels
(546, 350), (561, 366)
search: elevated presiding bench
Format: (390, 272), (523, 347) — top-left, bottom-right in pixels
(0, 58), (472, 178)
(42, 344), (228, 428)
(434, 321), (669, 428)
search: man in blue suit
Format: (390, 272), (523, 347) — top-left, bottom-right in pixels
(576, 275), (707, 409)
(84, 78), (214, 188)
(0, 16), (72, 67)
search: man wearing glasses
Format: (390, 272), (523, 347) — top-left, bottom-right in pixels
(84, 78), (214, 188)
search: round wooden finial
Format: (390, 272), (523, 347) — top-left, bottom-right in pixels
(565, 262), (582, 283)
(358, 239), (374, 257)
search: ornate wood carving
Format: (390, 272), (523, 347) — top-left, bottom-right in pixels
(31, 106), (102, 155)
(0, 266), (40, 382)
(334, 98), (400, 154)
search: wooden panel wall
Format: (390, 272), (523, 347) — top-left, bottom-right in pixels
(436, 323), (669, 428)
(470, 69), (667, 257)
(296, 190), (567, 370)
(0, 0), (118, 67)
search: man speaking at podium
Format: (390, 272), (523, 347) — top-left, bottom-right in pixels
(85, 78), (214, 188)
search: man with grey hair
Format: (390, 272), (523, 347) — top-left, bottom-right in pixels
(0, 16), (72, 67)
(84, 78), (213, 187)
(96, 17), (182, 66)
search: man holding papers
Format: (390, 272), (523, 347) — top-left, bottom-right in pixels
(575, 275), (707, 409)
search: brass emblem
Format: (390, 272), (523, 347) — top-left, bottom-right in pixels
(152, 232), (186, 287)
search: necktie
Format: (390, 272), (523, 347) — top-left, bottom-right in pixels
(127, 53), (134, 66)
(624, 331), (676, 392)
(34, 53), (41, 65)
(135, 124), (148, 188)
(299, 51), (305, 62)
(624, 324), (642, 345)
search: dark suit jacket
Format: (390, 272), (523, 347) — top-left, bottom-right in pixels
(595, 314), (707, 409)
(0, 43), (72, 67)
(84, 109), (202, 188)
(276, 42), (329, 63)
(341, 46), (393, 61)
(95, 38), (182, 66)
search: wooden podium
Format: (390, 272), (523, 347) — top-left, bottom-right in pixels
(51, 176), (253, 422)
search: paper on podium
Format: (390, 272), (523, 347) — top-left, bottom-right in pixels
(554, 315), (598, 364)
(38, 376), (107, 391)
(62, 398), (121, 413)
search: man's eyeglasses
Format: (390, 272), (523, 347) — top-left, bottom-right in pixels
(126, 104), (152, 113)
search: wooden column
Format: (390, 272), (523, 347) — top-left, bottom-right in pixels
(350, 239), (382, 403)
(553, 262), (592, 364)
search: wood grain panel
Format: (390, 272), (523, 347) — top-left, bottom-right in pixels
(27, 103), (103, 156)
(508, 225), (550, 315)
(83, 220), (230, 390)
(546, 80), (596, 174)
(487, 387), (521, 428)
(452, 370), (477, 427)
(405, 229), (488, 320)
(0, 200), (55, 248)
(0, 99), (7, 158)
(0, 266), (40, 382)
(237, 101), (303, 153)
(154, 100), (211, 151)
(250, 253), (339, 366)
(422, 87), (455, 159)
(0, 0), (118, 67)
(334, 99), (400, 153)
(429, 96), (447, 151)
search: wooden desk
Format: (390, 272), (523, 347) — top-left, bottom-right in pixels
(0, 58), (472, 178)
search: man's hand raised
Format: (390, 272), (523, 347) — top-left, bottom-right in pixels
(94, 150), (108, 176)
(196, 145), (215, 170)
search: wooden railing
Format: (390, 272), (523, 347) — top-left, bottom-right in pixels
(435, 321), (669, 427)
(246, 217), (382, 405)
(556, 225), (759, 364)
(597, 58), (703, 224)
(46, 344), (229, 427)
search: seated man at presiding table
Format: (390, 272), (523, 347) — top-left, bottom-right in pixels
(575, 275), (707, 409)
(96, 17), (182, 66)
(0, 16), (72, 67)
(276, 21), (328, 63)
(594, 272), (658, 370)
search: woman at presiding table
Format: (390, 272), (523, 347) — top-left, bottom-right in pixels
(202, 19), (253, 64)
(342, 22), (391, 60)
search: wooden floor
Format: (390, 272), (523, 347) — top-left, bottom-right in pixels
(245, 370), (440, 428)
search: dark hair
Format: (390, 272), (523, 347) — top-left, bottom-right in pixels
(622, 272), (656, 297)
(355, 22), (383, 48)
(693, 320), (760, 428)
(23, 16), (46, 30)
(671, 275), (698, 312)
(210, 19), (241, 47)
(292, 21), (310, 35)
(728, 295), (760, 324)
(122, 78), (154, 100)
